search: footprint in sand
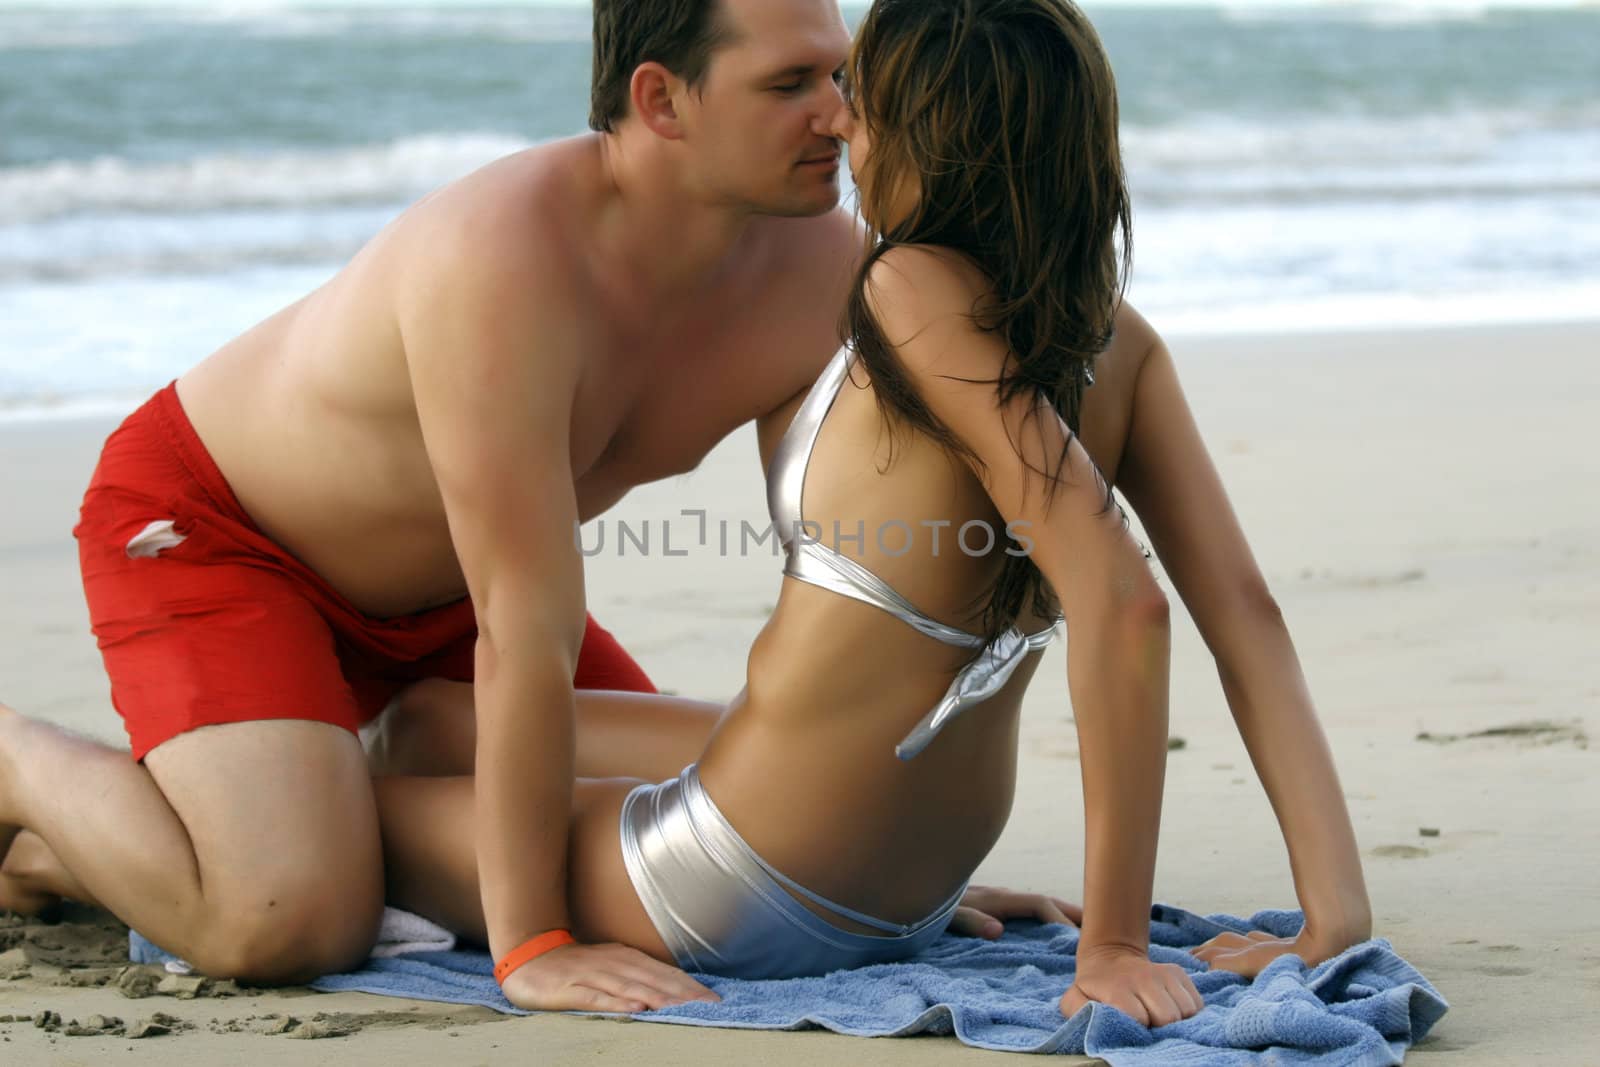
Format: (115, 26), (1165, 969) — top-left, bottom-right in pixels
(1472, 965), (1533, 977)
(1412, 1036), (1471, 1052)
(1298, 568), (1427, 589)
(1449, 668), (1506, 685)
(1371, 844), (1430, 859)
(1415, 719), (1588, 749)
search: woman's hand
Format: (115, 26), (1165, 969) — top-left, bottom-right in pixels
(1191, 923), (1361, 978)
(1060, 944), (1203, 1026)
(949, 884), (1083, 939)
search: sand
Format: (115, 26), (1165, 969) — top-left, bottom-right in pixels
(1, 320), (1596, 1065)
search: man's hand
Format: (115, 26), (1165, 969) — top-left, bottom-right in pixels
(499, 941), (721, 1014)
(1059, 944), (1203, 1026)
(1191, 925), (1357, 978)
(949, 884), (1083, 939)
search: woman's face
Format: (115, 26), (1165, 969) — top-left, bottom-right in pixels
(829, 72), (920, 231)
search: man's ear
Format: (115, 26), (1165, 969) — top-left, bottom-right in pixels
(630, 62), (688, 140)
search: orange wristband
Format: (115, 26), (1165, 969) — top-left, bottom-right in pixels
(494, 929), (577, 986)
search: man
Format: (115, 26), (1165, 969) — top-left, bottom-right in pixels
(0, 0), (856, 1012)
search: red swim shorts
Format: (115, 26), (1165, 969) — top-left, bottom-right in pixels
(74, 382), (656, 761)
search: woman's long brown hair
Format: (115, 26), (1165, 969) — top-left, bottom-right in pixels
(842, 0), (1133, 646)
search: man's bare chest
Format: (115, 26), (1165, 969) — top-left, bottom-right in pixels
(570, 333), (799, 507)
(564, 243), (844, 502)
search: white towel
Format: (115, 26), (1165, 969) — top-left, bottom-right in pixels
(369, 906), (457, 958)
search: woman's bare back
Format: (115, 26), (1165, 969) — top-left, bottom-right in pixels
(695, 304), (1154, 927)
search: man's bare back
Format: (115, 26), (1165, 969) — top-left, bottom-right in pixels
(180, 135), (855, 619)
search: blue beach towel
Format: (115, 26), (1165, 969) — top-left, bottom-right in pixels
(131, 903), (1447, 1063)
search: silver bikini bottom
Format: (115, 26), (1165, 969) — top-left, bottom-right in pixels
(618, 764), (963, 979)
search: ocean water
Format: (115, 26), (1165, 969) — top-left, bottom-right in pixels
(2, 3), (1597, 419)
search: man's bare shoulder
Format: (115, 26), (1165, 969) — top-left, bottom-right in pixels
(395, 135), (605, 294)
(380, 137), (615, 424)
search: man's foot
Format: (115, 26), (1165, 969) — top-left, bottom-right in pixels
(0, 701), (20, 863)
(0, 707), (76, 917)
(1, 830), (65, 917)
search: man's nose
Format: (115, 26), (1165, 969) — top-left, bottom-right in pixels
(806, 75), (844, 130)
(820, 93), (851, 139)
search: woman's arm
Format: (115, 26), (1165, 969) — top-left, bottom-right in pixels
(1114, 311), (1372, 965)
(864, 248), (1200, 1026)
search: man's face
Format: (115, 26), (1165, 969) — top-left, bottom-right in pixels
(679, 0), (851, 217)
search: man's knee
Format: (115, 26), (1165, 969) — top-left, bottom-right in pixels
(188, 875), (384, 984)
(137, 718), (387, 982)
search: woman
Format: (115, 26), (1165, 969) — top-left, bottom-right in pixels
(367, 0), (1372, 1028)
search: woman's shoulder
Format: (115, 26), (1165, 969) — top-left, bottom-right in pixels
(862, 245), (1001, 377)
(1108, 301), (1162, 363)
(867, 243), (991, 310)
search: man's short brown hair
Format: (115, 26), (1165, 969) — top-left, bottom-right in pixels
(590, 0), (737, 133)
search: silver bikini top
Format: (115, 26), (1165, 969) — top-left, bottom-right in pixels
(766, 345), (1060, 761)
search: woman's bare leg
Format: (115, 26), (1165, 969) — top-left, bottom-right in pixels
(372, 774), (668, 958)
(367, 680), (725, 782)
(364, 683), (724, 956)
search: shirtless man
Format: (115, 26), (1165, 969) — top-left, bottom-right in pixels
(0, 0), (857, 1011)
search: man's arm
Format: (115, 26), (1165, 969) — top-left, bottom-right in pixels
(402, 224), (582, 946)
(398, 213), (713, 1012)
(1114, 308), (1372, 961)
(862, 248), (1200, 1028)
